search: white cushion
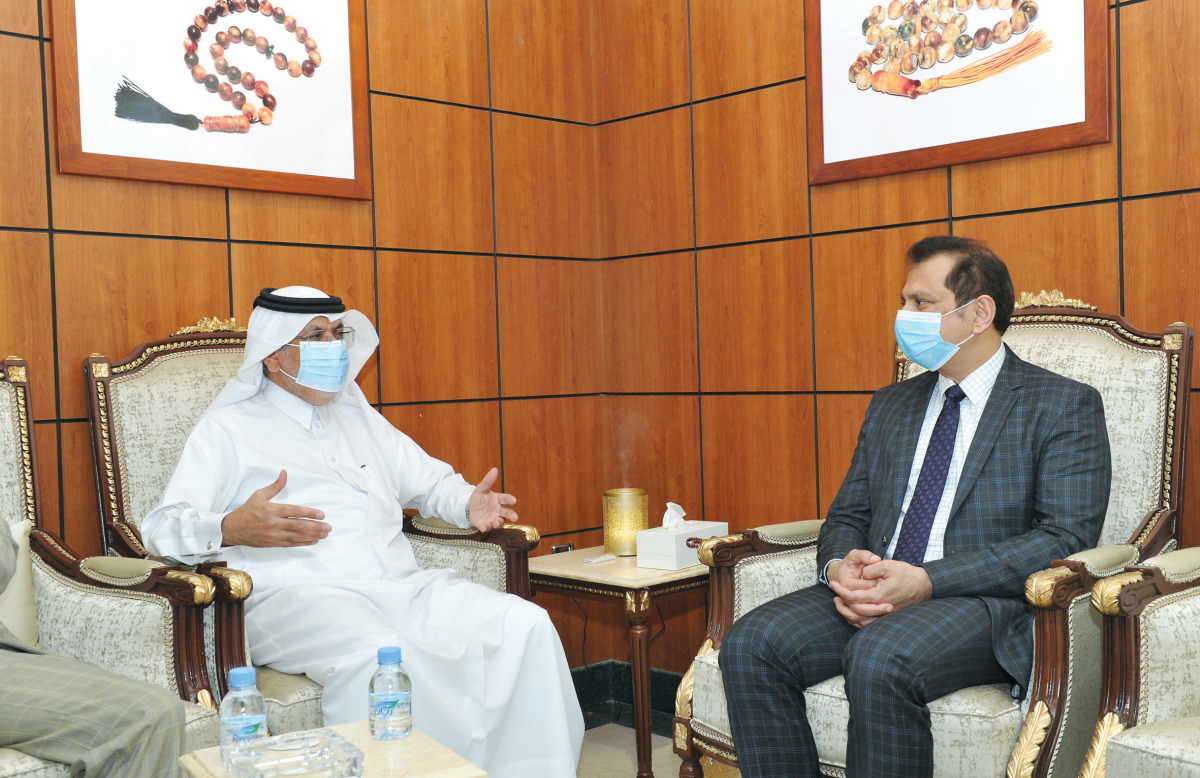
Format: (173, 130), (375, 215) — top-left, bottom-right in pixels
(693, 650), (1023, 777)
(0, 520), (38, 647)
(1107, 716), (1200, 778)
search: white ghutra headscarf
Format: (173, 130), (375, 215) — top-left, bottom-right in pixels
(207, 285), (379, 413)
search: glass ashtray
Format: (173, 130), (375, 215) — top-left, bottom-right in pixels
(229, 728), (364, 778)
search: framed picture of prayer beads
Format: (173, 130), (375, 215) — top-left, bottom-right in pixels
(49, 0), (371, 199)
(804, 0), (1109, 185)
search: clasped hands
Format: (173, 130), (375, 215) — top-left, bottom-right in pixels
(827, 549), (934, 628)
(221, 467), (518, 548)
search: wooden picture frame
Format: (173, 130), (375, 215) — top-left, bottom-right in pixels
(805, 0), (1109, 186)
(50, 0), (372, 199)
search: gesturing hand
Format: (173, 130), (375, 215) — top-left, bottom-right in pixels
(220, 470), (330, 548)
(468, 467), (518, 532)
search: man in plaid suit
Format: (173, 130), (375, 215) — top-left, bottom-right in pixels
(0, 523), (185, 776)
(720, 236), (1112, 778)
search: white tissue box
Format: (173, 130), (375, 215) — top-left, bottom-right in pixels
(635, 521), (729, 570)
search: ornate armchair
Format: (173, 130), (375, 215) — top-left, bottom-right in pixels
(0, 357), (218, 776)
(672, 295), (1193, 778)
(83, 321), (540, 733)
(1076, 546), (1200, 778)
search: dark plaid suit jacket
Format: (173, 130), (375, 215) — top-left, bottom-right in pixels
(817, 345), (1112, 690)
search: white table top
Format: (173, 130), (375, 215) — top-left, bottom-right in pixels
(179, 721), (486, 777)
(529, 546), (708, 588)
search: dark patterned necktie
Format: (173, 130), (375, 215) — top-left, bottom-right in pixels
(893, 384), (967, 565)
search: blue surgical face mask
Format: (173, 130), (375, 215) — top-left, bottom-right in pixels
(894, 298), (978, 371)
(280, 340), (350, 393)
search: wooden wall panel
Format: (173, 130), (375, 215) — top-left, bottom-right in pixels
(371, 95), (493, 253)
(1121, 0), (1200, 196)
(601, 254), (698, 393)
(1123, 192), (1200, 388)
(381, 401), (502, 490)
(60, 421), (101, 557)
(689, 0), (804, 101)
(0, 38), (48, 229)
(812, 226), (926, 392)
(0, 1), (39, 35)
(810, 169), (948, 235)
(0, 232), (55, 418)
(488, 0), (595, 122)
(592, 0), (690, 122)
(816, 394), (871, 519)
(955, 204), (1121, 314)
(229, 243), (379, 404)
(493, 114), (600, 258)
(604, 395), (702, 520)
(378, 251), (498, 403)
(693, 82), (808, 247)
(951, 9), (1118, 216)
(701, 394), (818, 527)
(228, 191), (374, 248)
(366, 0), (489, 107)
(599, 108), (693, 258)
(43, 48), (228, 240)
(54, 234), (230, 419)
(697, 239), (813, 392)
(501, 396), (606, 536)
(33, 425), (58, 537)
(497, 258), (601, 397)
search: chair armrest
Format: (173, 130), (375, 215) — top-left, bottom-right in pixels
(1066, 544), (1140, 577)
(749, 519), (824, 545)
(403, 515), (540, 599)
(1078, 547), (1200, 774)
(196, 563), (254, 698)
(29, 529), (217, 708)
(1138, 547), (1200, 583)
(698, 523), (822, 651)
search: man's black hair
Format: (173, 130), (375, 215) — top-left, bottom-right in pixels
(906, 236), (1016, 334)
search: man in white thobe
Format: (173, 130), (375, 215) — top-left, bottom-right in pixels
(142, 286), (583, 778)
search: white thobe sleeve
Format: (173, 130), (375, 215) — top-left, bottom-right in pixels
(370, 411), (474, 528)
(141, 416), (239, 564)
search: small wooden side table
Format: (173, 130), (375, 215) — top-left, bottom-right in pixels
(529, 546), (709, 778)
(179, 721), (486, 777)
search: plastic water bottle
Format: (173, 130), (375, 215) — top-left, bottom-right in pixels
(219, 666), (269, 769)
(369, 646), (412, 740)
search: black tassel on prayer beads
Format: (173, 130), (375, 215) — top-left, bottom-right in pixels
(113, 78), (202, 131)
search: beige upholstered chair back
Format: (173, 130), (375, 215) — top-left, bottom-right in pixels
(899, 299), (1191, 552)
(86, 331), (245, 554)
(0, 360), (36, 534)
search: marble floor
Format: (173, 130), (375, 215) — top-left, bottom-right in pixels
(577, 723), (676, 777)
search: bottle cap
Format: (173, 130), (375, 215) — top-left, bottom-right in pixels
(377, 646), (402, 665)
(228, 666), (257, 688)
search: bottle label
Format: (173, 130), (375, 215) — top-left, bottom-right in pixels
(221, 714), (267, 744)
(370, 691), (411, 719)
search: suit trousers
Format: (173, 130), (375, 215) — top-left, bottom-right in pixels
(0, 649), (184, 777)
(719, 583), (1009, 778)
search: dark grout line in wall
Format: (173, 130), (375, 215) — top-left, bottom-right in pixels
(0, 30), (40, 42)
(34, 0), (66, 539)
(483, 0), (508, 492)
(1114, 1), (1126, 318)
(360, 0), (385, 413)
(374, 389), (879, 411)
(368, 77), (806, 129)
(683, 0), (706, 521)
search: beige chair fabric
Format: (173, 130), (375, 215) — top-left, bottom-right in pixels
(0, 369), (218, 778)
